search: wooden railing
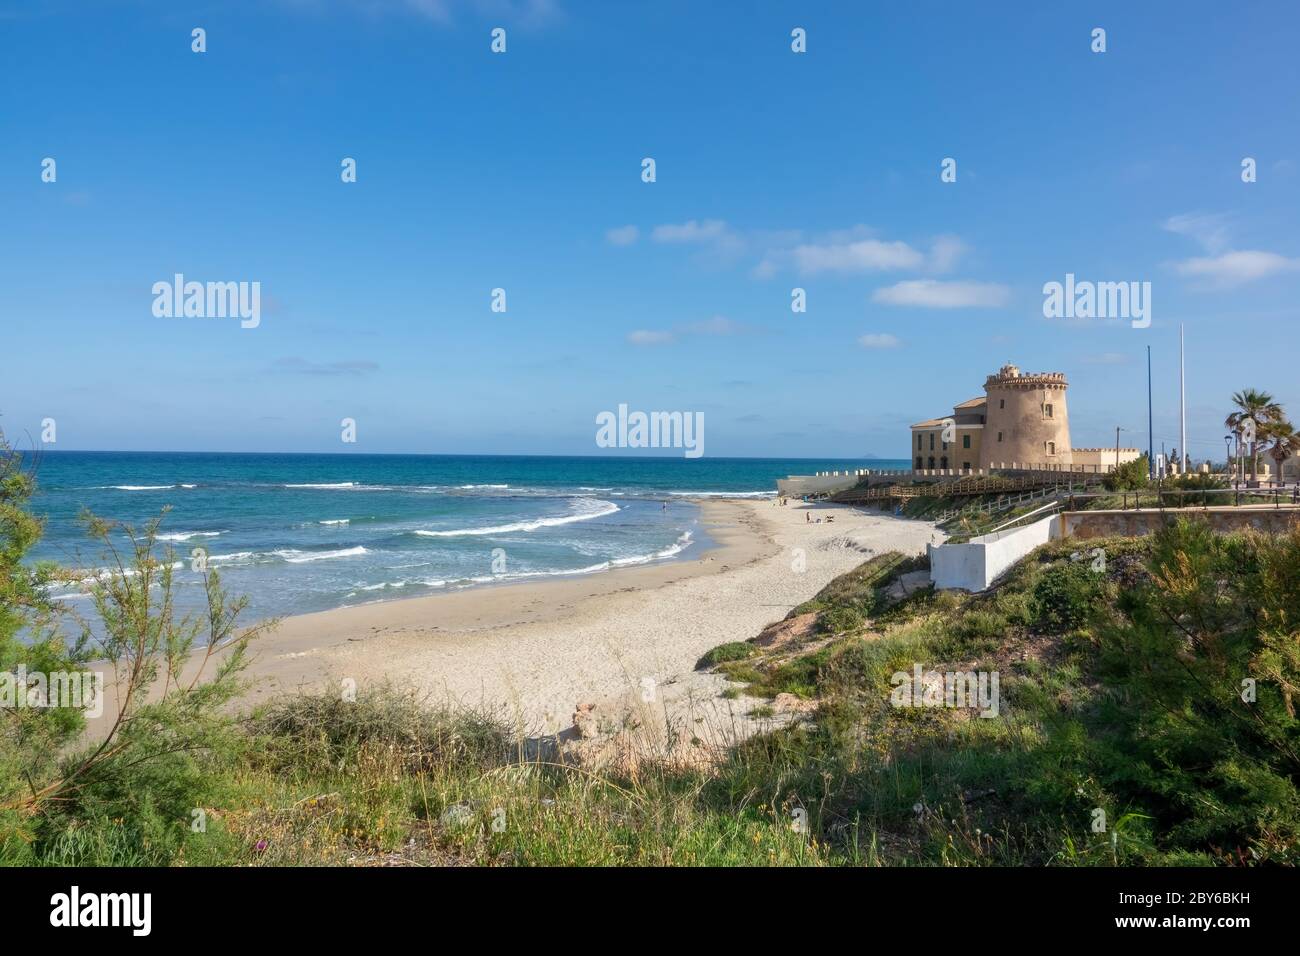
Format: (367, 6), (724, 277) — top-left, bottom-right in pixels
(832, 471), (1106, 505)
(934, 484), (1070, 522)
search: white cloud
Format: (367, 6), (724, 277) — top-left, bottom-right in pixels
(605, 224), (639, 246)
(649, 219), (746, 263)
(753, 228), (969, 278)
(684, 315), (744, 335)
(858, 333), (901, 349)
(1174, 250), (1300, 287)
(337, 0), (561, 27)
(651, 219), (729, 243)
(626, 315), (749, 346)
(1163, 212), (1231, 254)
(927, 235), (968, 273)
(1164, 212), (1299, 288)
(872, 280), (1010, 308)
(792, 238), (924, 275)
(626, 329), (675, 346)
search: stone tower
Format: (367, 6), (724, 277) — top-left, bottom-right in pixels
(978, 364), (1072, 469)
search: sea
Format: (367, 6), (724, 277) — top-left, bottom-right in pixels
(27, 452), (907, 622)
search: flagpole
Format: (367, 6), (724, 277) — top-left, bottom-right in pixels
(1147, 345), (1154, 479)
(1179, 323), (1187, 474)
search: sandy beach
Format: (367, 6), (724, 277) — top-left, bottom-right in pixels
(183, 498), (938, 734)
(87, 498), (939, 743)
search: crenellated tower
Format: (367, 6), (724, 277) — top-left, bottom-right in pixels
(978, 364), (1072, 469)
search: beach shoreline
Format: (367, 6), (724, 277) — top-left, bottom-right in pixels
(89, 498), (941, 740)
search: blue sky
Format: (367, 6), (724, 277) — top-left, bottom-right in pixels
(2, 0), (1298, 459)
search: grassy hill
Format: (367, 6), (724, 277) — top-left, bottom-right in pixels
(4, 511), (1298, 866)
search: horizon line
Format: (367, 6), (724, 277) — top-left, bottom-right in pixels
(21, 448), (905, 461)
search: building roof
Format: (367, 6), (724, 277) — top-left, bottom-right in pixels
(911, 417), (984, 429)
(953, 396), (986, 409)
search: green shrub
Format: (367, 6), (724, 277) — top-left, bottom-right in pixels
(0, 433), (274, 866)
(994, 588), (1033, 627)
(957, 608), (1009, 644)
(0, 433), (91, 832)
(758, 653), (824, 699)
(1029, 561), (1104, 633)
(715, 661), (765, 686)
(696, 641), (756, 670)
(1081, 519), (1300, 862)
(794, 551), (918, 618)
(1103, 454), (1151, 492)
(818, 605), (864, 635)
(250, 686), (510, 776)
(1159, 472), (1228, 508)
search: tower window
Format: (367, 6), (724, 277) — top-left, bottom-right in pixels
(1046, 441), (1056, 456)
(929, 434), (934, 450)
(962, 435), (971, 449)
(999, 399), (1005, 409)
(997, 432), (1003, 442)
(1044, 403), (1053, 418)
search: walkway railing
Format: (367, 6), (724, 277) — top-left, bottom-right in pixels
(977, 499), (1065, 540)
(934, 483), (1071, 522)
(834, 471), (1106, 506)
(1063, 485), (1300, 512)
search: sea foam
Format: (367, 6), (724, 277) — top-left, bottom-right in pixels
(274, 546), (369, 563)
(413, 499), (619, 537)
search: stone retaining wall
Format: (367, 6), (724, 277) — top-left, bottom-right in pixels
(1061, 507), (1300, 540)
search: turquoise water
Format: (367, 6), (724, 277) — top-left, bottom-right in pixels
(27, 452), (904, 621)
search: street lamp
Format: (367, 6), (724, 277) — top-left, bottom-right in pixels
(1225, 435), (1234, 485)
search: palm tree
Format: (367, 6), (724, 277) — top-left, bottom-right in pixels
(1265, 420), (1300, 484)
(1225, 389), (1283, 478)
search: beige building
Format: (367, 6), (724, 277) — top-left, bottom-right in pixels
(910, 396), (987, 472)
(910, 363), (1140, 472)
(1074, 447), (1143, 471)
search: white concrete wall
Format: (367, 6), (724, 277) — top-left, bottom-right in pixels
(776, 474), (861, 496)
(929, 514), (1061, 592)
